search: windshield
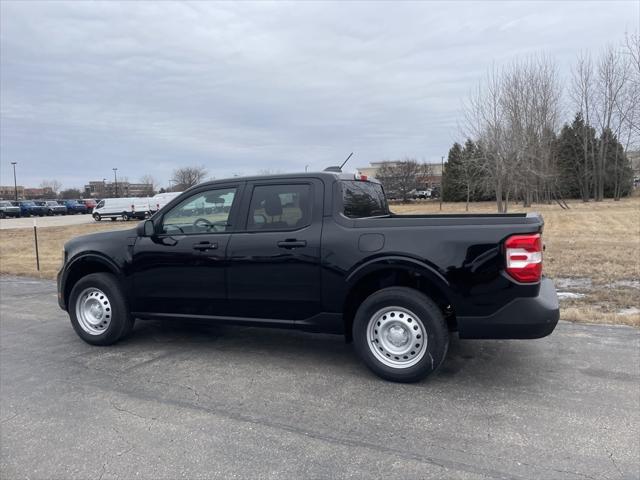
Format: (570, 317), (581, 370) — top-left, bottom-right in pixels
(0, 201), (12, 207)
(341, 180), (389, 218)
(21, 201), (35, 206)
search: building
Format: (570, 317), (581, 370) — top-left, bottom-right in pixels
(24, 187), (55, 199)
(356, 161), (444, 188)
(84, 181), (154, 198)
(0, 185), (24, 200)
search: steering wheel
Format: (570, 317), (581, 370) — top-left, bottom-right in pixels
(193, 218), (227, 232)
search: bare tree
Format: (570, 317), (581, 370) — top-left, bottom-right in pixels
(171, 166), (208, 190)
(464, 57), (561, 212)
(500, 55), (561, 206)
(139, 174), (156, 196)
(624, 31), (640, 77)
(40, 179), (62, 196)
(622, 31), (640, 146)
(465, 66), (510, 212)
(375, 159), (432, 202)
(459, 141), (485, 211)
(592, 45), (631, 201)
(570, 53), (597, 201)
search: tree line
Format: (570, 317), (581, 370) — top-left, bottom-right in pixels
(442, 32), (639, 212)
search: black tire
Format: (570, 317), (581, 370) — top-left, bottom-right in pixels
(122, 212), (129, 221)
(0, 212), (5, 219)
(93, 213), (101, 221)
(68, 272), (134, 346)
(352, 287), (449, 383)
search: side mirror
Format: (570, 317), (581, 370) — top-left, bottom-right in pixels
(138, 219), (155, 237)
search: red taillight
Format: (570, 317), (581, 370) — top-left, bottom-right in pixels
(505, 233), (542, 283)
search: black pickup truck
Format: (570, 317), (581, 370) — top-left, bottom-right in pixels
(57, 171), (559, 382)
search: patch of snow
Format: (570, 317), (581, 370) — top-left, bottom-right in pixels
(553, 277), (592, 290)
(608, 280), (640, 289)
(617, 307), (640, 316)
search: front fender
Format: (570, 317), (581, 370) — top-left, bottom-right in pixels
(57, 252), (123, 310)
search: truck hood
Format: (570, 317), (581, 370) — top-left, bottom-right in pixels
(64, 228), (137, 258)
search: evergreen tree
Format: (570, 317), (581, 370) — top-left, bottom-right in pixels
(553, 113), (597, 200)
(601, 129), (633, 200)
(442, 142), (464, 202)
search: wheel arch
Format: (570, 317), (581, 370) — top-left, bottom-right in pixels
(342, 257), (455, 341)
(63, 254), (122, 309)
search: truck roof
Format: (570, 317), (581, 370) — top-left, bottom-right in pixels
(195, 170), (379, 189)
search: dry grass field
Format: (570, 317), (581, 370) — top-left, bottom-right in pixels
(1, 197), (638, 326)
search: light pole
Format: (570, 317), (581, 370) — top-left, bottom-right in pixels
(113, 168), (118, 198)
(305, 164), (309, 172)
(11, 162), (18, 201)
(439, 155), (444, 211)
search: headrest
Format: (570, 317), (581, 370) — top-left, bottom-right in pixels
(264, 192), (283, 217)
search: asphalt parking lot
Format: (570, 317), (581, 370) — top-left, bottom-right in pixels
(1, 276), (639, 479)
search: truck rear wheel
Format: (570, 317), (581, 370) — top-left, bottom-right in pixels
(68, 273), (134, 346)
(353, 287), (449, 383)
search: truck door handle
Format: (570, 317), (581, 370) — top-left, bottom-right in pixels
(277, 239), (307, 249)
(193, 241), (218, 251)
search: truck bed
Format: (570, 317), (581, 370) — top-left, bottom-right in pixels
(345, 212), (543, 228)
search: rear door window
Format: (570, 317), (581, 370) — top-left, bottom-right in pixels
(246, 184), (312, 231)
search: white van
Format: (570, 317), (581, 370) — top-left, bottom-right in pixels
(93, 197), (150, 221)
(149, 192), (182, 214)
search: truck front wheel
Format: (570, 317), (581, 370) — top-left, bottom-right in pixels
(68, 273), (134, 346)
(353, 287), (449, 383)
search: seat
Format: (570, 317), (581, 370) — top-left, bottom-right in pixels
(261, 192), (288, 229)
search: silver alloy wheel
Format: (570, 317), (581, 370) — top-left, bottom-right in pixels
(75, 288), (112, 335)
(367, 306), (427, 369)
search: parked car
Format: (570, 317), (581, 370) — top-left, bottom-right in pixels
(92, 197), (149, 221)
(149, 192), (182, 214)
(15, 200), (47, 217)
(57, 171), (559, 382)
(0, 200), (21, 218)
(62, 200), (88, 215)
(82, 199), (97, 213)
(413, 189), (431, 199)
(35, 200), (68, 215)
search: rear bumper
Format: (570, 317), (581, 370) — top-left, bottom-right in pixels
(457, 277), (559, 339)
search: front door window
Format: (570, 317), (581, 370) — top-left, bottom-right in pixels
(161, 188), (237, 235)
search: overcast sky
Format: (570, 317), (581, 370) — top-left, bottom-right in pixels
(1, 1), (638, 190)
